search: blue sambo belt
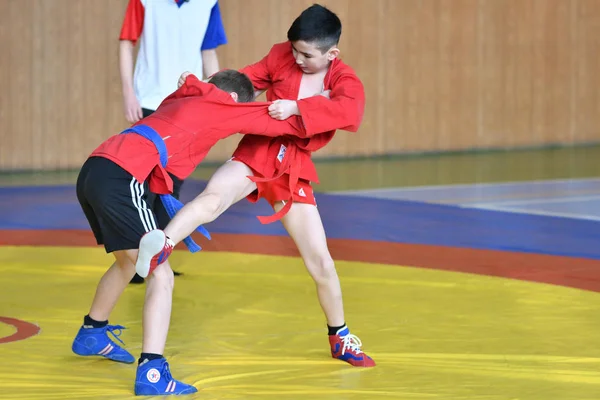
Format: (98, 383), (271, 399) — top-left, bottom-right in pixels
(121, 125), (211, 253)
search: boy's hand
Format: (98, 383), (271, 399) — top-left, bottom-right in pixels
(123, 89), (142, 123)
(178, 71), (192, 88)
(268, 100), (299, 120)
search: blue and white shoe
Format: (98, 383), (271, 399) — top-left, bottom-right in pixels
(135, 358), (198, 396)
(72, 324), (135, 364)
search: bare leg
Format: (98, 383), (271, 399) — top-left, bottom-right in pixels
(88, 250), (137, 321)
(276, 201), (375, 367)
(133, 259), (198, 394)
(142, 260), (174, 354)
(165, 160), (257, 245)
(87, 248), (174, 354)
(276, 201), (345, 327)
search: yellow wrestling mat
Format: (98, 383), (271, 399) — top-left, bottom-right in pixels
(1, 246), (600, 399)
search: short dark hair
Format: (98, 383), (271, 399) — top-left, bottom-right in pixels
(208, 69), (254, 103)
(287, 4), (342, 53)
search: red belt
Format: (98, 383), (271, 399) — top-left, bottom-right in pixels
(248, 141), (302, 224)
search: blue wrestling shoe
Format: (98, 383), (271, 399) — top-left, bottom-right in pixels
(135, 358), (198, 396)
(72, 325), (135, 364)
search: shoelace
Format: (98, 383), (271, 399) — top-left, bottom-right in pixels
(340, 334), (364, 355)
(104, 325), (127, 345)
(161, 360), (174, 383)
(139, 359), (174, 384)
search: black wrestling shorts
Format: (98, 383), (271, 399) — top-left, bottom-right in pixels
(75, 156), (173, 253)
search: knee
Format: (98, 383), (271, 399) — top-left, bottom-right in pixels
(114, 250), (136, 275)
(115, 259), (135, 275)
(306, 255), (337, 285)
(195, 192), (228, 223)
(150, 262), (175, 289)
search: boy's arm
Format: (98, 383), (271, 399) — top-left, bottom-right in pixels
(119, 40), (143, 123)
(229, 95), (346, 139)
(234, 104), (309, 138)
(170, 73), (313, 139)
(200, 1), (227, 78)
(211, 100), (318, 139)
(201, 49), (220, 78)
(295, 74), (366, 133)
(118, 0), (145, 123)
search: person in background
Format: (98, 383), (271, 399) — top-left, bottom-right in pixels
(118, 0), (227, 283)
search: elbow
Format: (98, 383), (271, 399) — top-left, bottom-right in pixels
(350, 109), (365, 132)
(342, 114), (362, 133)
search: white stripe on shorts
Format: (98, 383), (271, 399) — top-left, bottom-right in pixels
(129, 178), (157, 232)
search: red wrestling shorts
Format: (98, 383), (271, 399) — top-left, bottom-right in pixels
(231, 158), (316, 207)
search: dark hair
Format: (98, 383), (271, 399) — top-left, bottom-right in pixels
(208, 69), (254, 103)
(287, 4), (342, 53)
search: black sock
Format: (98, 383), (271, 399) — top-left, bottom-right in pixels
(83, 315), (108, 328)
(327, 323), (347, 336)
(138, 353), (163, 365)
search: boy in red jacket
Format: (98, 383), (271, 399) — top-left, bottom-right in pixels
(137, 4), (375, 368)
(72, 69), (325, 396)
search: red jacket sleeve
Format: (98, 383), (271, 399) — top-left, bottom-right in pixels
(238, 115), (308, 138)
(231, 104), (309, 138)
(183, 74), (331, 139)
(296, 73), (365, 134)
(162, 74), (326, 139)
(119, 0), (145, 44)
(239, 46), (276, 91)
(177, 74), (316, 138)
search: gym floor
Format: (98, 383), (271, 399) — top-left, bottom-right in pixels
(1, 145), (599, 399)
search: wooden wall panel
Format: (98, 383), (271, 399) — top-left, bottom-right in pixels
(574, 0), (600, 142)
(1, 2), (34, 170)
(0, 0), (599, 170)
